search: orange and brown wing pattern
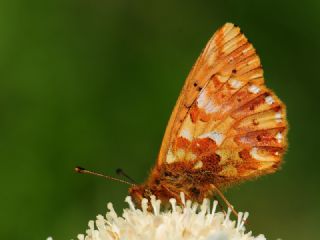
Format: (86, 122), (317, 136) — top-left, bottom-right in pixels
(155, 23), (287, 186)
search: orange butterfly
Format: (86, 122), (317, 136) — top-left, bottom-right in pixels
(76, 23), (288, 215)
(129, 23), (288, 209)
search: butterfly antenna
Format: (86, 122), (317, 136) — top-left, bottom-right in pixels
(75, 166), (135, 186)
(116, 168), (137, 184)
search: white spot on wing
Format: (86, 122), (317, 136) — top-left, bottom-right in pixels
(265, 96), (275, 105)
(275, 132), (283, 143)
(250, 147), (278, 162)
(166, 148), (176, 163)
(275, 111), (282, 123)
(204, 100), (219, 113)
(248, 85), (260, 94)
(197, 89), (219, 113)
(197, 89), (208, 108)
(179, 129), (193, 141)
(198, 131), (224, 145)
(250, 147), (266, 161)
(229, 79), (242, 89)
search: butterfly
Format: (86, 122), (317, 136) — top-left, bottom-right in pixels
(128, 23), (288, 210)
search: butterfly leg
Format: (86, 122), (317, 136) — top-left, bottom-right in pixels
(210, 184), (239, 219)
(162, 184), (186, 205)
(161, 183), (195, 206)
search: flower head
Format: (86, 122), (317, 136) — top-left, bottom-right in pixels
(77, 193), (266, 240)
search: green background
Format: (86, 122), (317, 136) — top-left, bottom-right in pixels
(1, 0), (319, 239)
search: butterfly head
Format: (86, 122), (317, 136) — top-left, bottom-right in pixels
(129, 184), (153, 203)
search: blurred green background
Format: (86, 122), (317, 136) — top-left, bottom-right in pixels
(1, 0), (319, 239)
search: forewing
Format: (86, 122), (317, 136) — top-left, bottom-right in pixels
(156, 23), (287, 185)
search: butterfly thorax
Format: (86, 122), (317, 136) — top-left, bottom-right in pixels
(129, 155), (225, 205)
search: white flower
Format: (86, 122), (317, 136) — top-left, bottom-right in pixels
(76, 193), (266, 240)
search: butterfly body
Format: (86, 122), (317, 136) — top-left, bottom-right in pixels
(130, 156), (220, 204)
(129, 23), (288, 205)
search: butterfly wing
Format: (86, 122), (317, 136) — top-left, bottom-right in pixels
(155, 23), (287, 187)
